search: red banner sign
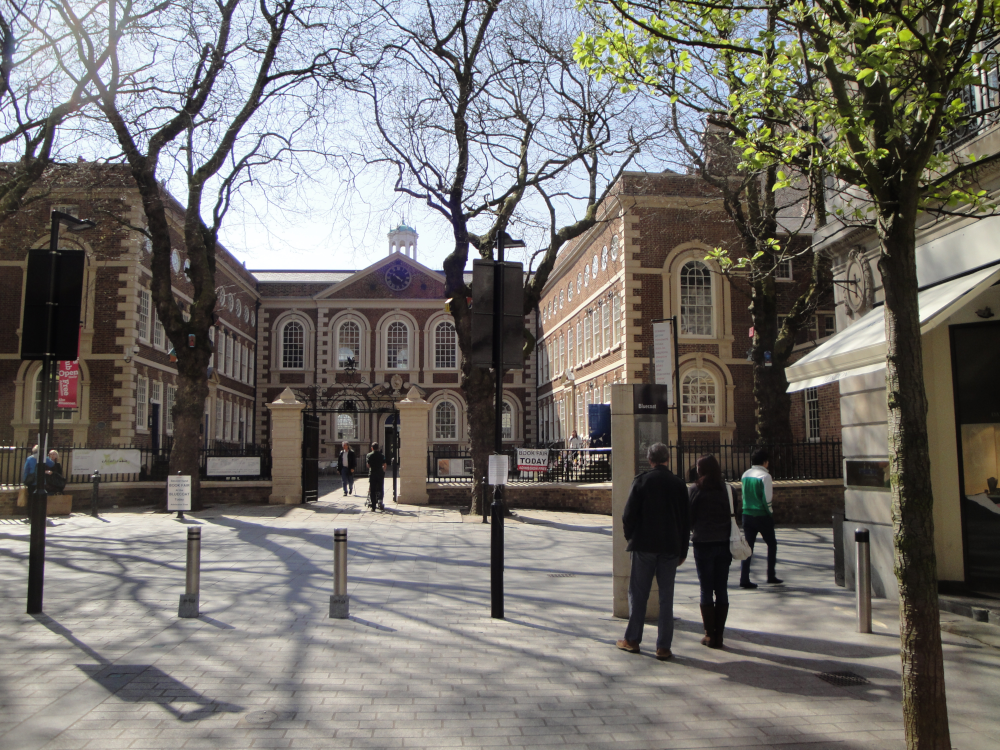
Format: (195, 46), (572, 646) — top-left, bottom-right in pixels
(57, 360), (79, 409)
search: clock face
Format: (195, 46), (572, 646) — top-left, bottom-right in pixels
(385, 263), (412, 291)
(845, 258), (865, 312)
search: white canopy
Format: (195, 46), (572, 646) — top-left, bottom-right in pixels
(786, 264), (1000, 392)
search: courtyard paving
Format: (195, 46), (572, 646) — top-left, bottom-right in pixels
(0, 480), (998, 749)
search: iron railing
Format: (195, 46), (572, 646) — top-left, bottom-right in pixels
(0, 442), (271, 487)
(674, 440), (842, 482)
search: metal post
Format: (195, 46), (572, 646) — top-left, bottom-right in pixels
(330, 527), (349, 618)
(91, 471), (101, 518)
(178, 527), (201, 617)
(855, 528), (871, 633)
(481, 476), (488, 523)
(491, 483), (504, 619)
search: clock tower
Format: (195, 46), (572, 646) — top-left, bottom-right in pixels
(388, 224), (418, 262)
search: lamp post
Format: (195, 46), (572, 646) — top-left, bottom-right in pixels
(491, 231), (525, 620)
(27, 210), (95, 615)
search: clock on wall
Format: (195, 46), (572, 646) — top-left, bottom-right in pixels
(171, 249), (182, 274)
(844, 248), (875, 315)
(385, 263), (412, 291)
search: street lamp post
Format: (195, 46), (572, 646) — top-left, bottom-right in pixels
(491, 231), (525, 620)
(26, 210), (94, 615)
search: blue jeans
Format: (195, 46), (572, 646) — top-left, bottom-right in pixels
(340, 467), (353, 494)
(624, 551), (678, 650)
(693, 541), (732, 606)
(740, 514), (778, 582)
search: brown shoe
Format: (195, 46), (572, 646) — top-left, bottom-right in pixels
(616, 639), (640, 653)
(655, 648), (673, 660)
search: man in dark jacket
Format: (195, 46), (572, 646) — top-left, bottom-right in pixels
(336, 441), (357, 496)
(617, 442), (690, 660)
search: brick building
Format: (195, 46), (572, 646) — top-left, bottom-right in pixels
(0, 163), (258, 450)
(535, 171), (840, 449)
(254, 225), (536, 466)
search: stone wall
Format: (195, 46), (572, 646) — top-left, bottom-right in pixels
(0, 481), (273, 515)
(427, 478), (844, 524)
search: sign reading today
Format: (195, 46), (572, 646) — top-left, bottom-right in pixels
(516, 449), (549, 472)
(71, 449), (142, 476)
(167, 475), (192, 511)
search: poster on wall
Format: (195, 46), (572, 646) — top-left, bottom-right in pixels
(651, 320), (674, 405)
(71, 449), (142, 476)
(57, 360), (79, 409)
(207, 456), (261, 476)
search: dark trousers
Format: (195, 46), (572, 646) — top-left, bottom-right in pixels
(740, 514), (778, 582)
(693, 541), (732, 606)
(624, 551), (678, 650)
(339, 467), (353, 494)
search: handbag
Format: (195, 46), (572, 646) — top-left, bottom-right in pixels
(727, 483), (753, 561)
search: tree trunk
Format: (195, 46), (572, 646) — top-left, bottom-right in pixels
(463, 365), (497, 513)
(750, 274), (795, 444)
(172, 342), (212, 511)
(878, 212), (951, 750)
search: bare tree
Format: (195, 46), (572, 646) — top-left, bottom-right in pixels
(0, 2), (95, 222)
(51, 0), (346, 507)
(342, 0), (668, 505)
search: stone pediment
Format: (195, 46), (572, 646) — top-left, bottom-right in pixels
(315, 254), (446, 300)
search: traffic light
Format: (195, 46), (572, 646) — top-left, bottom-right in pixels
(470, 259), (525, 368)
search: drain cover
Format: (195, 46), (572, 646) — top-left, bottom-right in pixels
(548, 573), (575, 578)
(817, 671), (870, 687)
(245, 711), (278, 724)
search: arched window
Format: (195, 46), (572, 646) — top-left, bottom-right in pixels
(435, 401), (458, 439)
(336, 413), (357, 440)
(386, 321), (409, 369)
(501, 400), (513, 440)
(282, 321), (305, 369)
(338, 321), (360, 368)
(435, 321), (457, 369)
(34, 369), (74, 421)
(681, 369), (717, 424)
(680, 260), (713, 336)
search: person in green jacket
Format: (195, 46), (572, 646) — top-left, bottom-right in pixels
(739, 447), (783, 588)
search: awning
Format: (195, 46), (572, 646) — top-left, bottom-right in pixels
(786, 264), (1000, 392)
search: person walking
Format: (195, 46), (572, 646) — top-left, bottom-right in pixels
(739, 447), (783, 588)
(336, 441), (356, 496)
(366, 442), (387, 511)
(689, 454), (733, 648)
(617, 442), (690, 660)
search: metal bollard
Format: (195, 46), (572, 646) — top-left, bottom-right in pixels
(329, 528), (349, 618)
(490, 485), (504, 619)
(178, 527), (201, 618)
(90, 471), (101, 517)
(855, 528), (871, 633)
(481, 477), (489, 524)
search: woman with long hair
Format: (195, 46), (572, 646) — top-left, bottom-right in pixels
(688, 454), (733, 648)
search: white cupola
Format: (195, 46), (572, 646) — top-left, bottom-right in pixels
(388, 224), (418, 261)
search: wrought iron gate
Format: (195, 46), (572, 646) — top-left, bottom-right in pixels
(302, 413), (319, 502)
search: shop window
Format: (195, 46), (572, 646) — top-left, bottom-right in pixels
(680, 261), (713, 336)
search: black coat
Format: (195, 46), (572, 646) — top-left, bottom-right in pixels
(689, 483), (731, 544)
(337, 449), (357, 472)
(622, 465), (690, 557)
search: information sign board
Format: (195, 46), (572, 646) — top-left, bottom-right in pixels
(516, 449), (548, 472)
(167, 475), (192, 511)
(488, 454), (509, 485)
(652, 320), (675, 405)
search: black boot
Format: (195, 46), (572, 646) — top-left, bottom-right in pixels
(699, 603), (716, 647)
(713, 603), (729, 649)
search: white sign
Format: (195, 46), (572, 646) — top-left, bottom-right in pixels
(488, 454), (509, 486)
(516, 449), (548, 472)
(207, 456), (262, 476)
(167, 475), (192, 511)
(71, 449), (142, 476)
(652, 320), (675, 406)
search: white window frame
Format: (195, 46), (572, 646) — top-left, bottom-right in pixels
(226, 335), (234, 376)
(216, 398), (223, 440)
(434, 400), (459, 440)
(593, 308), (602, 355)
(137, 376), (148, 433)
(166, 385), (176, 435)
(386, 320), (410, 370)
(154, 314), (165, 349)
(576, 322), (583, 365)
(338, 320), (362, 369)
(775, 257), (794, 281)
(240, 342), (248, 383)
(501, 400), (513, 441)
(805, 387), (821, 442)
(602, 301), (611, 353)
(281, 320), (305, 370)
(681, 369), (718, 425)
(612, 293), (622, 346)
(223, 400), (231, 441)
(584, 317), (592, 360)
(434, 321), (457, 370)
(33, 368), (74, 422)
(138, 290), (151, 343)
(568, 328), (575, 371)
(679, 260), (714, 337)
(336, 412), (357, 441)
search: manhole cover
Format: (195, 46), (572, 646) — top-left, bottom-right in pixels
(816, 671), (870, 687)
(548, 573), (575, 578)
(245, 711), (278, 724)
